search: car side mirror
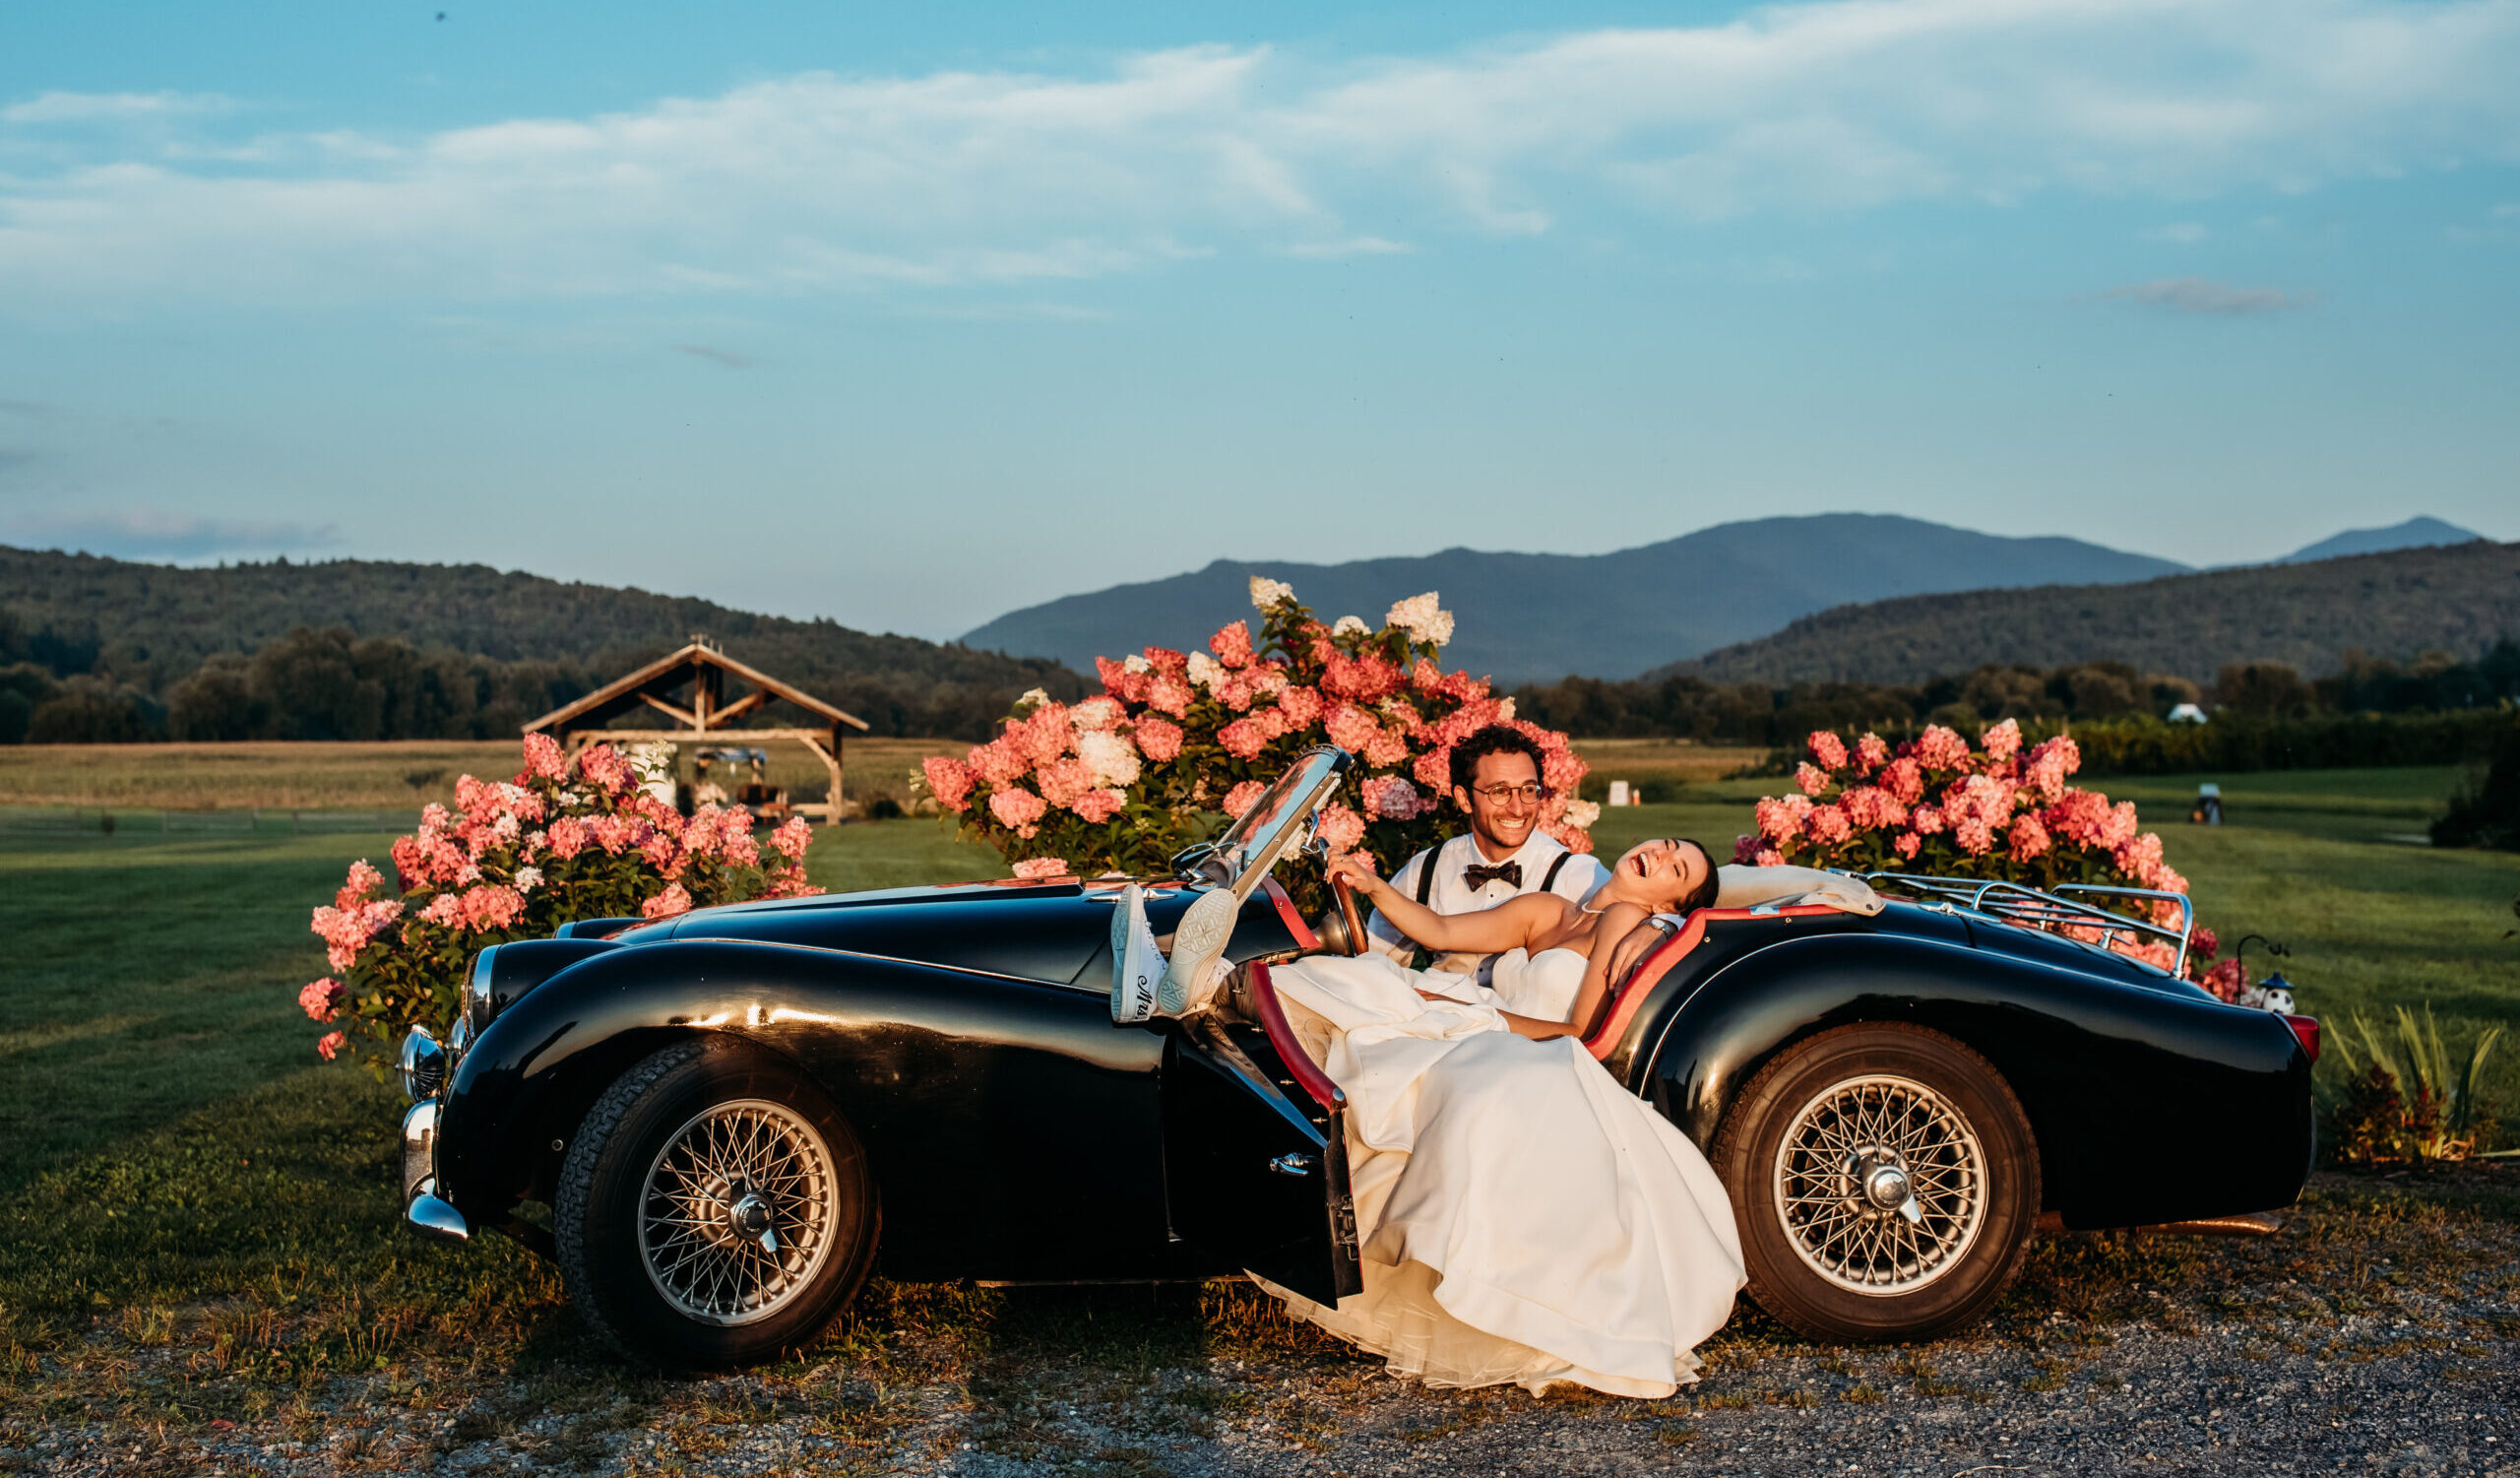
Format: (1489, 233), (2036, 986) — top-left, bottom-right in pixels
(1168, 842), (1228, 887)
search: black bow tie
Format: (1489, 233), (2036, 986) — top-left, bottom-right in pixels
(1464, 861), (1524, 890)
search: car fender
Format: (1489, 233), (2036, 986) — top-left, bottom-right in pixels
(1635, 931), (2313, 1229)
(436, 937), (1173, 1276)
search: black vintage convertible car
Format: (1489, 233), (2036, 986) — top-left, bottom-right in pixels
(399, 746), (2318, 1367)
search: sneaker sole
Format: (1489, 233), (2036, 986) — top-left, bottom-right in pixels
(1159, 888), (1238, 1016)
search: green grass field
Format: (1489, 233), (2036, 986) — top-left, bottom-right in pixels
(0, 737), (970, 813)
(0, 764), (2513, 1447)
(1589, 765), (2520, 1111)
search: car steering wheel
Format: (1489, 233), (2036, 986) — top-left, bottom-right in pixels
(1328, 871), (1366, 957)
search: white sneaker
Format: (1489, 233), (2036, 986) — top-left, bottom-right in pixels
(1158, 887), (1239, 1016)
(1110, 884), (1162, 1024)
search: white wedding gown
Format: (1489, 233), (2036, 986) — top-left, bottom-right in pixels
(1259, 951), (1745, 1397)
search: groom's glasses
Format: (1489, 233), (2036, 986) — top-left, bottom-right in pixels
(1469, 782), (1552, 804)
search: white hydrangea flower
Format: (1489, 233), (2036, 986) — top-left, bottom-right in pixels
(1122, 654), (1153, 675)
(1077, 730), (1143, 789)
(1495, 696), (1516, 722)
(1015, 686), (1051, 711)
(1249, 575), (1295, 610)
(628, 741), (676, 783)
(1331, 614), (1368, 636)
(1385, 591), (1454, 647)
(515, 866), (544, 893)
(1563, 800), (1602, 831)
(1069, 695), (1123, 732)
(1186, 652), (1226, 691)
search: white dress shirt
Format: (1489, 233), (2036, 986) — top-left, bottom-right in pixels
(1364, 831), (1610, 983)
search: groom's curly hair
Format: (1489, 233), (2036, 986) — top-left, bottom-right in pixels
(1448, 725), (1547, 795)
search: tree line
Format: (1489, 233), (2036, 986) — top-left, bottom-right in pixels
(1510, 643), (2520, 747)
(0, 624), (1080, 745)
(0, 546), (1085, 744)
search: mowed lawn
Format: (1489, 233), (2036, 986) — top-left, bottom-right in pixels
(0, 736), (967, 813)
(0, 764), (2512, 1434)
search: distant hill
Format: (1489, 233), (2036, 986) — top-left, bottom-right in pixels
(0, 546), (1081, 736)
(1669, 541), (2520, 684)
(2274, 516), (2481, 564)
(962, 514), (2186, 684)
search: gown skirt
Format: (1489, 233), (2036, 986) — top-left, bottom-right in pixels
(1259, 951), (1745, 1397)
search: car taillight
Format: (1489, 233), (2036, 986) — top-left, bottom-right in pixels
(2285, 1015), (2319, 1064)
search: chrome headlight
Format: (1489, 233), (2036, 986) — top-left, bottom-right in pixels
(399, 1026), (447, 1103)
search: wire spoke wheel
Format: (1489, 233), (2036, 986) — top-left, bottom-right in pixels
(639, 1099), (838, 1325)
(1772, 1073), (1987, 1297)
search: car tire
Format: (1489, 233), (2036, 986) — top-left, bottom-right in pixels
(1712, 1023), (2038, 1343)
(555, 1039), (879, 1368)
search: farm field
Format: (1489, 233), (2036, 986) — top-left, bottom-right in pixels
(0, 736), (1757, 816)
(0, 737), (969, 816)
(0, 763), (2513, 1471)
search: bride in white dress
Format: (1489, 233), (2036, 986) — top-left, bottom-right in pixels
(1259, 837), (1746, 1397)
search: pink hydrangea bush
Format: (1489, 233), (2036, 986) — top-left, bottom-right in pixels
(301, 734), (821, 1066)
(1748, 720), (2245, 996)
(921, 580), (1595, 907)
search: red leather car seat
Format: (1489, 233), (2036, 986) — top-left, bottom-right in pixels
(1583, 906), (1838, 1060)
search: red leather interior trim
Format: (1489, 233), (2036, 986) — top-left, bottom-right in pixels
(1248, 962), (1345, 1112)
(1259, 876), (1321, 952)
(1584, 905), (1840, 1060)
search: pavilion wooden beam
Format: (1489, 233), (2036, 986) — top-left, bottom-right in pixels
(639, 693), (699, 727)
(523, 638), (866, 825)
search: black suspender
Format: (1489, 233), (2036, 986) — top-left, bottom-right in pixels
(1539, 853), (1571, 894)
(1415, 850), (1438, 906)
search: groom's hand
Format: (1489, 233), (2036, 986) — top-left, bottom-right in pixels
(1604, 919), (1674, 989)
(1329, 852), (1383, 895)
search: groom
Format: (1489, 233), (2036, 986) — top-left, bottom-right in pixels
(1365, 725), (1608, 983)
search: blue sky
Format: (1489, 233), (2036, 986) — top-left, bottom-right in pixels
(3, 0), (2515, 641)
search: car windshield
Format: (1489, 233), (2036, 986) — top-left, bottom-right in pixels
(1203, 746), (1350, 892)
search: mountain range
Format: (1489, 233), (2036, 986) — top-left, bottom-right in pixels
(1670, 539), (2520, 685)
(962, 514), (2479, 684)
(0, 546), (1078, 736)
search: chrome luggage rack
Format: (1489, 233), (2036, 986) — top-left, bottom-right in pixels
(1857, 872), (2197, 978)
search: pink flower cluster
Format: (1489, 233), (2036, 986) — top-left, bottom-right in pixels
(305, 739), (825, 1062)
(1747, 719), (2221, 984)
(299, 977), (346, 1023)
(928, 593), (1595, 874)
(1361, 775), (1428, 820)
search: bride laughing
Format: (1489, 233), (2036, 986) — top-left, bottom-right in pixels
(1256, 837), (1745, 1397)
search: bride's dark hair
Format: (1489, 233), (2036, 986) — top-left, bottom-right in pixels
(1673, 840), (1720, 916)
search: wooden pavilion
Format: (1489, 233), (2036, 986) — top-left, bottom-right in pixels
(522, 639), (869, 824)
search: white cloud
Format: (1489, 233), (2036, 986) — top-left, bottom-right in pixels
(1277, 235), (1415, 259)
(2105, 277), (2302, 315)
(2, 0), (2516, 305)
(0, 508), (338, 557)
(1, 91), (234, 125)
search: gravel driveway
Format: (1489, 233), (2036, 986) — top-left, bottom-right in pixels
(12, 1171), (2518, 1477)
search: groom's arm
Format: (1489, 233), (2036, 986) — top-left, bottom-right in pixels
(1337, 857), (1549, 956)
(1361, 848), (1430, 960)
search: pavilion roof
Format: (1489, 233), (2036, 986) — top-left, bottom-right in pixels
(521, 641), (871, 737)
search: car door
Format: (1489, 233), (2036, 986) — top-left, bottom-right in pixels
(1161, 1017), (1362, 1304)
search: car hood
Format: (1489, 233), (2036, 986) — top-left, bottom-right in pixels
(621, 879), (1204, 988)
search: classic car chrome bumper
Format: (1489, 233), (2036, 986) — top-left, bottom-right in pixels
(401, 1097), (470, 1243)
